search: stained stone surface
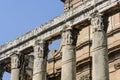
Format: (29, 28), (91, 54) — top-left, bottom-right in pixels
(0, 0), (120, 80)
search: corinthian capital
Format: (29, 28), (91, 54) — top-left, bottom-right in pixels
(90, 12), (104, 33)
(34, 39), (48, 59)
(62, 26), (77, 46)
(11, 53), (20, 69)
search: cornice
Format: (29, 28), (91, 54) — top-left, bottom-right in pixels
(0, 0), (119, 61)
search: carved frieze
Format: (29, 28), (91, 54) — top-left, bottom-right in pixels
(0, 0), (119, 61)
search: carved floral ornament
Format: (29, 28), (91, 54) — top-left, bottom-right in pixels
(90, 11), (104, 33)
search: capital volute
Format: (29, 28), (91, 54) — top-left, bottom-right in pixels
(62, 25), (73, 32)
(34, 39), (45, 46)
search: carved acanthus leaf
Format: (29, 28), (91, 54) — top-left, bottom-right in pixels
(62, 27), (77, 46)
(91, 12), (104, 33)
(11, 54), (20, 69)
(34, 39), (48, 59)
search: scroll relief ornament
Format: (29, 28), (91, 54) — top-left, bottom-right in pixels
(91, 13), (104, 33)
(114, 63), (120, 70)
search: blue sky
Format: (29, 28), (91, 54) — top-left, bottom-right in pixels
(0, 0), (64, 80)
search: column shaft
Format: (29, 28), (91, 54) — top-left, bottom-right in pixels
(33, 40), (48, 80)
(0, 64), (4, 80)
(91, 13), (109, 80)
(61, 27), (77, 80)
(11, 54), (20, 80)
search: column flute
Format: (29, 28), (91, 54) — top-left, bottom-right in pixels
(91, 12), (109, 80)
(33, 40), (48, 80)
(61, 26), (78, 80)
(11, 53), (20, 80)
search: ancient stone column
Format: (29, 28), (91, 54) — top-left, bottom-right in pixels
(0, 64), (4, 80)
(33, 40), (48, 80)
(91, 12), (109, 80)
(61, 27), (77, 80)
(11, 54), (20, 80)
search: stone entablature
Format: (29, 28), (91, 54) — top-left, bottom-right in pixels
(0, 0), (120, 80)
(0, 0), (119, 61)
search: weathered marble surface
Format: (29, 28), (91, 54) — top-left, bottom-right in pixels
(61, 27), (77, 80)
(91, 13), (109, 80)
(0, 0), (119, 61)
(33, 40), (48, 80)
(11, 54), (20, 80)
